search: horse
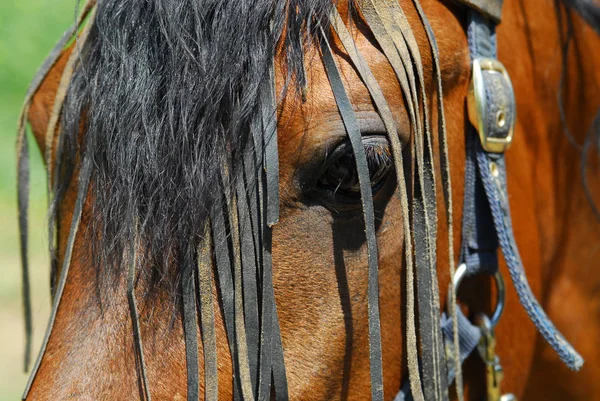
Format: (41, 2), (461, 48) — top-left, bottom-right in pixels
(15, 0), (600, 399)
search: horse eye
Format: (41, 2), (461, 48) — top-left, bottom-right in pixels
(317, 136), (393, 203)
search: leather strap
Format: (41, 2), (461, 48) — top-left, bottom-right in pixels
(16, 0), (97, 374)
(409, 0), (464, 396)
(211, 195), (242, 401)
(454, 0), (504, 23)
(264, 59), (280, 227)
(182, 243), (200, 400)
(257, 212), (289, 401)
(257, 60), (288, 401)
(128, 233), (152, 401)
(226, 169), (256, 401)
(321, 31), (385, 401)
(330, 10), (424, 401)
(358, 1), (448, 399)
(17, 123), (31, 373)
(21, 7), (97, 399)
(236, 160), (260, 397)
(198, 224), (219, 401)
(370, 4), (446, 399)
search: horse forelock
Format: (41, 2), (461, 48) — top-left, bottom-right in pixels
(55, 0), (335, 295)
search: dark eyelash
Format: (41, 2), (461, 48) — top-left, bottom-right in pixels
(364, 138), (392, 178)
(317, 135), (393, 196)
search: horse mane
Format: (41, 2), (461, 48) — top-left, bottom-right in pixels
(54, 0), (335, 296)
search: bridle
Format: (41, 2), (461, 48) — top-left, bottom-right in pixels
(15, 0), (583, 401)
(394, 0), (584, 400)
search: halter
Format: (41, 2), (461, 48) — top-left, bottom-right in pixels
(16, 0), (583, 400)
(395, 1), (584, 400)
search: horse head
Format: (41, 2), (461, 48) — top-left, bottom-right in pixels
(17, 0), (600, 399)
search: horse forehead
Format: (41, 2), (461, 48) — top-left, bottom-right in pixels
(423, 0), (470, 82)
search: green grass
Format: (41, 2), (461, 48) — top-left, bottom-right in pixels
(0, 1), (76, 399)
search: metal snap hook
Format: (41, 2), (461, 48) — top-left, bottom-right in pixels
(447, 263), (506, 329)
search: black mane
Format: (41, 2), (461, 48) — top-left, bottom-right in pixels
(55, 0), (334, 293)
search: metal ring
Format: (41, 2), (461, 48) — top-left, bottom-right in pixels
(446, 263), (505, 329)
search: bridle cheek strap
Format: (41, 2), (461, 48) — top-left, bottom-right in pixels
(396, 1), (583, 400)
(464, 9), (583, 371)
(321, 32), (385, 401)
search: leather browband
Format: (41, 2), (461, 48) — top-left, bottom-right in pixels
(454, 0), (504, 22)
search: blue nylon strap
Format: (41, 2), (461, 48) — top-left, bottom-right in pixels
(475, 142), (584, 369)
(459, 125), (499, 278)
(440, 309), (482, 382)
(396, 5), (583, 400)
(467, 10), (583, 371)
(394, 307), (481, 401)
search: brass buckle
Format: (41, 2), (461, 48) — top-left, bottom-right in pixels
(475, 314), (518, 401)
(467, 58), (515, 153)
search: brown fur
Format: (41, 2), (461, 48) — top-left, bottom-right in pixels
(24, 0), (600, 399)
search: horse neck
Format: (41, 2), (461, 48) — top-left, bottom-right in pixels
(499, 0), (600, 283)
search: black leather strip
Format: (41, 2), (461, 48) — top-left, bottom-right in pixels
(257, 68), (289, 401)
(248, 115), (264, 279)
(378, 1), (455, 397)
(360, 0), (418, 135)
(453, 0), (504, 23)
(182, 250), (199, 400)
(236, 160), (260, 397)
(17, 136), (31, 373)
(211, 196), (242, 401)
(22, 150), (93, 399)
(263, 61), (280, 227)
(222, 157), (255, 400)
(16, 0), (96, 374)
(256, 207), (274, 401)
(413, 198), (443, 401)
(329, 12), (425, 401)
(257, 179), (288, 401)
(254, 95), (270, 401)
(410, 0), (463, 395)
(419, 89), (448, 401)
(357, 3), (447, 398)
(380, 2), (447, 397)
(320, 32), (384, 401)
(229, 190), (256, 400)
(198, 225), (219, 401)
(127, 236), (152, 401)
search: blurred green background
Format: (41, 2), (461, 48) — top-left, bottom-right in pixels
(0, 1), (75, 399)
